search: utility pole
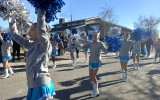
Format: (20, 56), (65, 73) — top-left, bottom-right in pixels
(70, 3), (72, 22)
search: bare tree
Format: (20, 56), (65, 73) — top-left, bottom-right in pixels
(134, 15), (160, 40)
(134, 16), (160, 31)
(99, 3), (117, 36)
(99, 4), (117, 24)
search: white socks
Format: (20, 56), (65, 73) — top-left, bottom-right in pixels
(122, 70), (128, 81)
(122, 70), (125, 79)
(8, 67), (14, 75)
(53, 62), (57, 68)
(90, 82), (99, 97)
(72, 59), (76, 67)
(133, 63), (136, 69)
(133, 62), (139, 70)
(136, 63), (139, 70)
(1, 68), (10, 79)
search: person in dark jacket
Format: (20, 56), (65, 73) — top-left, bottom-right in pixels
(146, 37), (154, 57)
(12, 40), (21, 62)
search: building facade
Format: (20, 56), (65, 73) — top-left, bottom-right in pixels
(51, 17), (132, 37)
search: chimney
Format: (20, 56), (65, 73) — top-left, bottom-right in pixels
(59, 18), (65, 27)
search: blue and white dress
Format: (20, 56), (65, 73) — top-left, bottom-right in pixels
(0, 35), (13, 61)
(50, 40), (58, 56)
(119, 40), (134, 62)
(27, 80), (55, 100)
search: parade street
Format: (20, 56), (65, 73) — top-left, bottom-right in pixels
(0, 51), (160, 100)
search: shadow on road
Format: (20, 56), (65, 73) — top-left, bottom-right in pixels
(147, 69), (160, 75)
(54, 70), (124, 99)
(7, 96), (26, 100)
(0, 65), (25, 75)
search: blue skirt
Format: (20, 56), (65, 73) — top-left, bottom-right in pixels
(51, 51), (58, 56)
(83, 48), (89, 52)
(26, 81), (55, 100)
(2, 56), (12, 61)
(89, 62), (102, 69)
(119, 56), (130, 62)
(68, 49), (76, 53)
(132, 50), (141, 54)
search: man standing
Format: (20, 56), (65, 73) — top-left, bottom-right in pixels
(12, 40), (21, 62)
(146, 37), (154, 57)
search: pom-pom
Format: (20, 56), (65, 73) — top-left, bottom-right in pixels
(71, 27), (78, 35)
(3, 33), (12, 42)
(80, 31), (87, 38)
(109, 27), (121, 35)
(54, 34), (61, 42)
(63, 29), (70, 37)
(105, 35), (122, 52)
(0, 0), (30, 31)
(131, 28), (145, 41)
(27, 0), (65, 23)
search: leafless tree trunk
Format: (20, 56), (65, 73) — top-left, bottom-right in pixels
(99, 3), (117, 36)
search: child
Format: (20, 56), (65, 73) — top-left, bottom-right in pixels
(154, 38), (160, 62)
(67, 28), (80, 67)
(81, 31), (89, 62)
(9, 9), (55, 100)
(119, 33), (134, 81)
(0, 33), (14, 79)
(82, 31), (108, 98)
(50, 34), (59, 68)
(132, 41), (141, 70)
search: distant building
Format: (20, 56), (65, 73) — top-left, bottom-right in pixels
(51, 17), (132, 37)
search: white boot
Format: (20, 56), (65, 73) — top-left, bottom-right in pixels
(53, 62), (57, 68)
(124, 71), (128, 82)
(122, 70), (125, 79)
(90, 82), (94, 95)
(136, 63), (139, 70)
(1, 69), (10, 79)
(8, 67), (14, 75)
(90, 83), (99, 98)
(133, 63), (136, 69)
(72, 59), (76, 67)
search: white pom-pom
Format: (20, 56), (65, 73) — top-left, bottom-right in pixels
(63, 29), (70, 37)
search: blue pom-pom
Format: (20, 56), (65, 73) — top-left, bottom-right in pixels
(131, 28), (145, 41)
(105, 35), (122, 52)
(71, 28), (78, 35)
(3, 33), (12, 42)
(54, 34), (61, 42)
(27, 0), (65, 23)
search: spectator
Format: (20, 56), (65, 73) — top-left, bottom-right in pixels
(63, 36), (68, 55)
(58, 39), (64, 56)
(146, 37), (154, 57)
(12, 40), (21, 62)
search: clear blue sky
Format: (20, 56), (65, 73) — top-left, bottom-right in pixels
(1, 0), (160, 30)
